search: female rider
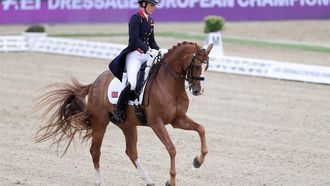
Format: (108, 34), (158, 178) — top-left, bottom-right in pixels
(109, 0), (160, 123)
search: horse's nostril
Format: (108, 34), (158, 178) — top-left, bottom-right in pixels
(193, 90), (199, 95)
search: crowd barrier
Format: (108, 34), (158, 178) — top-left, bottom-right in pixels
(1, 35), (329, 85)
(209, 56), (330, 84)
(0, 36), (28, 52)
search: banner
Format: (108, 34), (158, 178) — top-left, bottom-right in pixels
(0, 0), (329, 24)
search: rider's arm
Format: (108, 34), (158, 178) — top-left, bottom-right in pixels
(128, 14), (149, 53)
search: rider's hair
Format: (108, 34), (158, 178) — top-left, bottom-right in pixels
(138, 0), (146, 8)
(138, 0), (145, 5)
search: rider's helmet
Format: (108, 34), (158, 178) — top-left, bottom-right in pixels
(138, 0), (159, 6)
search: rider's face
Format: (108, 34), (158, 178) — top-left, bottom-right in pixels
(145, 3), (156, 15)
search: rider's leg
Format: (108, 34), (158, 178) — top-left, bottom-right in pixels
(126, 51), (149, 90)
(114, 51), (148, 123)
(113, 83), (132, 123)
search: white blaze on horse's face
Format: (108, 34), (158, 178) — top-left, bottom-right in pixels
(192, 62), (207, 96)
(190, 60), (206, 96)
(189, 51), (209, 96)
(200, 62), (207, 95)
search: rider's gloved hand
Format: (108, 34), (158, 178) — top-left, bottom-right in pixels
(159, 48), (168, 55)
(146, 48), (159, 58)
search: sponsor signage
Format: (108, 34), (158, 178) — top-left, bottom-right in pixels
(0, 0), (329, 24)
(269, 62), (330, 84)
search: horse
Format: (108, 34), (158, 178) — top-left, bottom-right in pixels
(35, 41), (213, 186)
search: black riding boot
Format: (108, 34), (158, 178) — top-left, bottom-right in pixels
(113, 83), (132, 123)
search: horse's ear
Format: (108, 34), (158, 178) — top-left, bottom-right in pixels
(206, 43), (213, 55)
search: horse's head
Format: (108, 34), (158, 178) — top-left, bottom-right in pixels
(161, 42), (213, 96)
(182, 43), (213, 96)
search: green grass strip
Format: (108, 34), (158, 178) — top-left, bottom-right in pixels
(50, 33), (127, 37)
(49, 32), (330, 53)
(156, 32), (205, 40)
(223, 37), (330, 53)
(157, 32), (330, 53)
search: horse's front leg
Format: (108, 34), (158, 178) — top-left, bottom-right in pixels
(172, 115), (208, 168)
(150, 123), (177, 186)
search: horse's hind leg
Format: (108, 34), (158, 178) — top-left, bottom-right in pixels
(172, 115), (208, 168)
(121, 125), (154, 186)
(89, 111), (109, 186)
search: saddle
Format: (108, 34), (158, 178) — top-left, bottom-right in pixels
(108, 52), (162, 125)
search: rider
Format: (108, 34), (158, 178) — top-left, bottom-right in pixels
(109, 0), (160, 123)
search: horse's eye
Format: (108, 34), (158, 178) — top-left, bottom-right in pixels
(195, 66), (202, 69)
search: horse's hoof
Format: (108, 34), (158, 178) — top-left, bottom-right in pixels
(193, 156), (202, 168)
(165, 180), (171, 186)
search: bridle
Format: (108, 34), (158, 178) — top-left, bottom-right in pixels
(144, 46), (211, 105)
(160, 50), (209, 88)
(184, 52), (209, 87)
(144, 50), (208, 105)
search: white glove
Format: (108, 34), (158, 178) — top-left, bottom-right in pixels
(146, 48), (159, 58)
(159, 48), (168, 55)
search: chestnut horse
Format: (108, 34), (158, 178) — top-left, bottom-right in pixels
(35, 41), (213, 186)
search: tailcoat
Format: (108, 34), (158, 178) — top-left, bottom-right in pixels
(109, 9), (160, 81)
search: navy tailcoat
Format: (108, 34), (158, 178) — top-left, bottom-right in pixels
(109, 10), (160, 81)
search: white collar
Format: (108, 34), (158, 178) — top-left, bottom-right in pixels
(144, 11), (149, 20)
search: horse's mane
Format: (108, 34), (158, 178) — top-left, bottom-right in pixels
(164, 41), (197, 59)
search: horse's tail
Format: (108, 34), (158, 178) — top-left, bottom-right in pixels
(34, 77), (93, 156)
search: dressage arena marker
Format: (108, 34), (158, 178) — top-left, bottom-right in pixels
(1, 35), (330, 85)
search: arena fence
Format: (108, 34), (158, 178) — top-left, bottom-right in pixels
(0, 36), (28, 52)
(1, 35), (330, 85)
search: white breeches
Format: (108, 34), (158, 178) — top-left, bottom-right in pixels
(125, 50), (150, 90)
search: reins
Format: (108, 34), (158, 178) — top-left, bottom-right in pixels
(143, 48), (209, 106)
(161, 60), (185, 82)
(161, 53), (208, 87)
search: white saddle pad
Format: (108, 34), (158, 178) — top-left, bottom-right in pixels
(107, 73), (146, 106)
(108, 51), (166, 106)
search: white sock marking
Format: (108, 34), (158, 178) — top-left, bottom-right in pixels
(135, 159), (153, 184)
(95, 168), (102, 186)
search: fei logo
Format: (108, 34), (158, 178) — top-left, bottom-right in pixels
(1, 0), (41, 11)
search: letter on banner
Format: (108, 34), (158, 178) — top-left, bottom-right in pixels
(177, 0), (189, 8)
(61, 0), (72, 9)
(84, 0), (93, 9)
(21, 0), (40, 10)
(48, 0), (59, 10)
(72, 0), (83, 9)
(204, 32), (224, 57)
(94, 0), (105, 9)
(2, 0), (19, 11)
(189, 0), (199, 8)
(238, 0), (249, 7)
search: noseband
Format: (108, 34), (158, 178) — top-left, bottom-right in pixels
(160, 51), (209, 87)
